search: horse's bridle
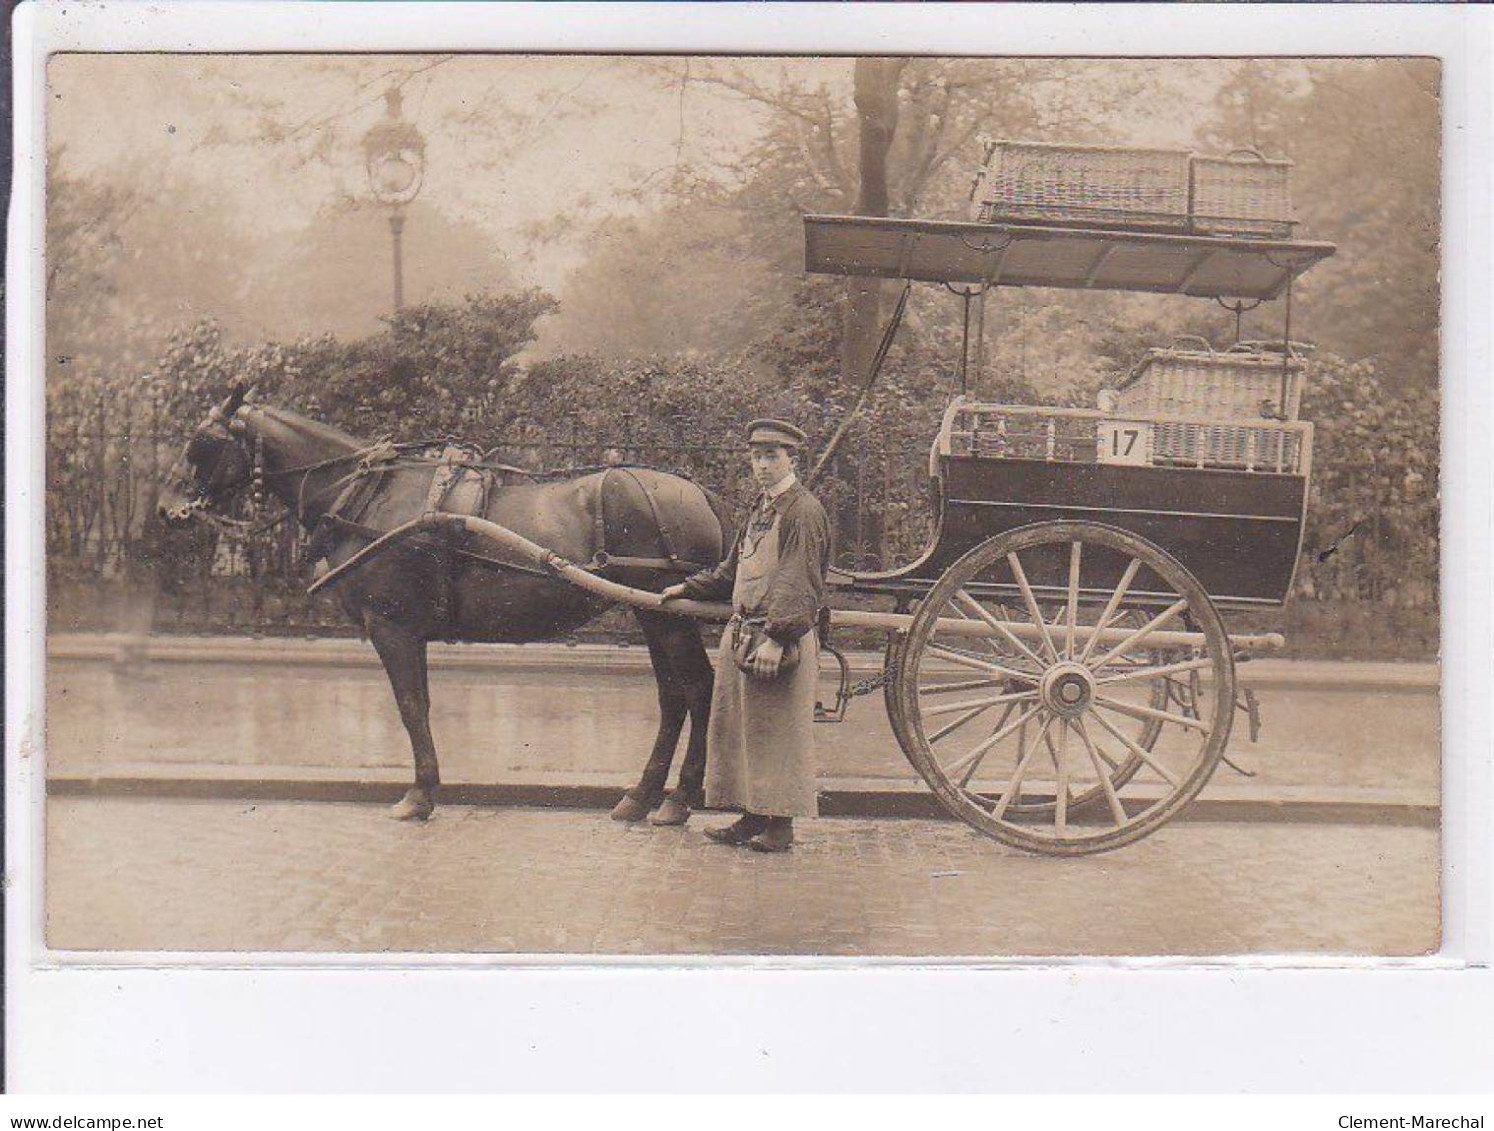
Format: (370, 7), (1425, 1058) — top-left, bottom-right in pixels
(168, 404), (391, 536)
(161, 406), (248, 522)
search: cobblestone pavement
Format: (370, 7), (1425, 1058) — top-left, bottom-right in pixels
(44, 797), (1439, 957)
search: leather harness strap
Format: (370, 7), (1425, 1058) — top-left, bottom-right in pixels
(591, 467), (712, 574)
(313, 459), (712, 580)
(616, 467), (681, 568)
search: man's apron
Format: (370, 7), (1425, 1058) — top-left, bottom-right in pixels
(703, 505), (820, 818)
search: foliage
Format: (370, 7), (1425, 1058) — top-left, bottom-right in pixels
(1198, 60), (1440, 394)
(45, 58), (1443, 655)
(44, 290), (556, 595)
(246, 200), (518, 341)
(48, 286), (1439, 657)
(155, 290), (556, 439)
(1296, 354), (1439, 606)
(546, 198), (777, 358)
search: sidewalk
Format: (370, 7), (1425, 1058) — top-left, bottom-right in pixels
(45, 633), (1441, 826)
(50, 632), (1441, 691)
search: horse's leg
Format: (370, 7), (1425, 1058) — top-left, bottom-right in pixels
(613, 610), (714, 823)
(366, 612), (439, 821)
(610, 610), (691, 822)
(670, 620), (715, 811)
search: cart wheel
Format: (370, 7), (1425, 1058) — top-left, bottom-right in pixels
(884, 631), (914, 759)
(894, 520), (1235, 856)
(925, 602), (1168, 820)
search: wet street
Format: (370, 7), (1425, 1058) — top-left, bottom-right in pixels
(39, 639), (1442, 957)
(46, 646), (1439, 792)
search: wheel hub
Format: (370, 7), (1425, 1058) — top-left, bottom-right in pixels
(1040, 662), (1095, 718)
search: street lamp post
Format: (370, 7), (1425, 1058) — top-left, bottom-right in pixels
(362, 86), (427, 313)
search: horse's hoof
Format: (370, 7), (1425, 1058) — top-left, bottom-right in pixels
(610, 794), (652, 823)
(389, 790), (435, 821)
(649, 796), (692, 826)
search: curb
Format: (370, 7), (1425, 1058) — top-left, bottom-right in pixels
(49, 634), (1440, 693)
(47, 773), (1441, 829)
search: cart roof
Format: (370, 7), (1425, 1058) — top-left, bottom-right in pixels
(803, 215), (1335, 300)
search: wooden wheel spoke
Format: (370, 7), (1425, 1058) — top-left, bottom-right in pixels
(946, 601), (993, 655)
(926, 642), (1041, 685)
(1096, 655), (1216, 686)
(989, 712), (1056, 820)
(1089, 708), (1181, 788)
(917, 676), (1010, 696)
(943, 704), (1041, 782)
(1078, 558), (1142, 663)
(1006, 552), (1060, 662)
(1053, 719), (1071, 835)
(1094, 694), (1210, 734)
(1086, 732), (1123, 773)
(1088, 598), (1189, 671)
(947, 600), (1020, 663)
(952, 591), (1048, 671)
(929, 701), (999, 745)
(1064, 541), (1081, 660)
(956, 703), (1017, 786)
(897, 520), (1234, 856)
(921, 689), (1039, 718)
(1075, 719), (1129, 827)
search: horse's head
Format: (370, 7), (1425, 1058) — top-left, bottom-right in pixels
(157, 383), (255, 526)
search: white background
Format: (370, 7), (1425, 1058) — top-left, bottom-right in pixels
(7, 2), (1492, 1094)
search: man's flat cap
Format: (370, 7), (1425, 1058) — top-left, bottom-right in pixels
(746, 418), (807, 449)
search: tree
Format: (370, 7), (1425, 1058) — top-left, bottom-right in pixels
(545, 196), (777, 359)
(247, 198), (517, 341)
(841, 59), (908, 385)
(1198, 59), (1440, 394)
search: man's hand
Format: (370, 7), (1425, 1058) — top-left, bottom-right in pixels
(750, 637), (784, 679)
(659, 583), (689, 602)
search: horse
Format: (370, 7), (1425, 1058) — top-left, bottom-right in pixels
(157, 384), (732, 823)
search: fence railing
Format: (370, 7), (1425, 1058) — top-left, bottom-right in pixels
(45, 386), (1436, 635)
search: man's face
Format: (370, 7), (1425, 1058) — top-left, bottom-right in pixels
(750, 444), (794, 490)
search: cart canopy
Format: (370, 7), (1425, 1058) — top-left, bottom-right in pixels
(804, 215), (1334, 300)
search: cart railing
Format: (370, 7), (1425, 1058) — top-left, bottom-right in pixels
(934, 400), (1313, 476)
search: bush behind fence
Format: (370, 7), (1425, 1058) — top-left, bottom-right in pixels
(45, 311), (1438, 658)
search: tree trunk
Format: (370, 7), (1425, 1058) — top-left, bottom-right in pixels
(841, 58), (906, 386)
(837, 58), (906, 567)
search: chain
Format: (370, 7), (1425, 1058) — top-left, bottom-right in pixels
(846, 658), (898, 698)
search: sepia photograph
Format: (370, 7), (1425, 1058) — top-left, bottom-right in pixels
(38, 49), (1442, 959)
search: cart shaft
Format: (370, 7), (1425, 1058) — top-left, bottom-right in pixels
(308, 513), (1283, 655)
(825, 609), (1282, 653)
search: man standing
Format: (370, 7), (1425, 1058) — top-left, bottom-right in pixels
(661, 419), (831, 852)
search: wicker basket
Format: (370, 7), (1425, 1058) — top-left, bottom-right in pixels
(972, 140), (1191, 230)
(1150, 420), (1305, 472)
(1116, 338), (1305, 421)
(1190, 149), (1295, 239)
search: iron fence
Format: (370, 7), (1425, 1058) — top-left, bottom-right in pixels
(45, 385), (1434, 636)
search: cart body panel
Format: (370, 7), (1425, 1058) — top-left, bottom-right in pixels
(833, 402), (1312, 610)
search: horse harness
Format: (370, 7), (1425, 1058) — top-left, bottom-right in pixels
(306, 446), (719, 586)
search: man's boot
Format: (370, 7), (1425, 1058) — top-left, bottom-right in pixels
(704, 813), (768, 845)
(747, 817), (794, 853)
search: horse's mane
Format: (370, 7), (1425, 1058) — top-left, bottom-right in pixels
(242, 404), (366, 453)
